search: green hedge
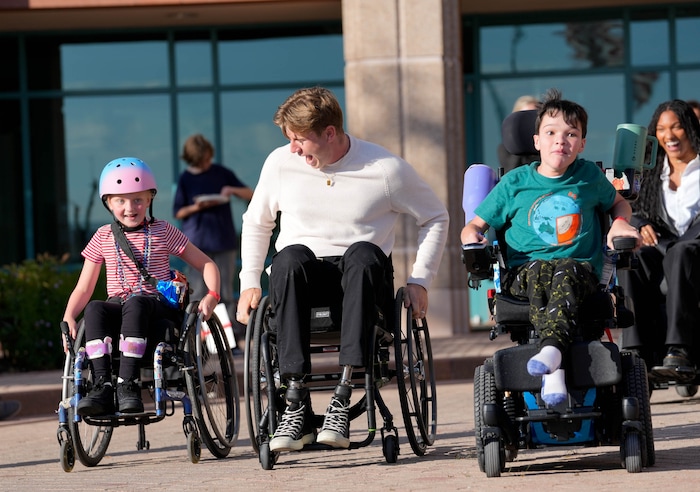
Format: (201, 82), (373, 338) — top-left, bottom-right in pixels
(0, 254), (106, 372)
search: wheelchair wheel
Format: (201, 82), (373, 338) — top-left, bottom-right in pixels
(65, 322), (113, 467)
(393, 287), (437, 456)
(184, 310), (240, 459)
(621, 430), (643, 473)
(622, 351), (655, 468)
(245, 296), (281, 468)
(473, 363), (492, 473)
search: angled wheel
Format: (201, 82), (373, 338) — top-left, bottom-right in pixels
(394, 287), (437, 456)
(622, 431), (642, 473)
(185, 309), (240, 459)
(65, 321), (113, 467)
(59, 438), (75, 472)
(622, 351), (655, 468)
(676, 384), (698, 398)
(244, 296), (281, 468)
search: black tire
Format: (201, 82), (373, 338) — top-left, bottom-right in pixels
(60, 438), (75, 472)
(184, 311), (240, 459)
(393, 287), (437, 456)
(187, 431), (201, 464)
(247, 297), (281, 469)
(473, 363), (497, 473)
(676, 384), (698, 398)
(622, 431), (643, 473)
(65, 322), (113, 467)
(383, 434), (398, 463)
(484, 439), (503, 478)
(622, 352), (655, 467)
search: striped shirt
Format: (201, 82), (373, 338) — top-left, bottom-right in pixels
(82, 220), (189, 299)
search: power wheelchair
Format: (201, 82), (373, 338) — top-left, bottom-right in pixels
(56, 300), (240, 472)
(243, 280), (437, 470)
(461, 109), (655, 477)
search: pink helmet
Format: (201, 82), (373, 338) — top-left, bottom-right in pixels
(99, 157), (158, 200)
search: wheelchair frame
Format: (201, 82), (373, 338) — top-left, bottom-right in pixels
(463, 239), (655, 476)
(242, 287), (437, 470)
(56, 300), (240, 472)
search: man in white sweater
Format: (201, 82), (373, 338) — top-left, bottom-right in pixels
(237, 87), (449, 452)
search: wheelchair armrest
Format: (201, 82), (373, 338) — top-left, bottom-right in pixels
(461, 243), (494, 281)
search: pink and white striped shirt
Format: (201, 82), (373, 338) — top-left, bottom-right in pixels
(82, 220), (189, 299)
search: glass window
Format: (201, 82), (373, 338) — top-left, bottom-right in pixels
(60, 41), (169, 90)
(632, 71), (670, 127)
(0, 99), (24, 263)
(0, 38), (19, 92)
(219, 35), (344, 85)
(176, 41), (212, 87)
(177, 92), (215, 157)
(630, 20), (668, 66)
(677, 17), (700, 64)
(63, 94), (173, 258)
(480, 20), (624, 74)
(678, 69), (700, 103)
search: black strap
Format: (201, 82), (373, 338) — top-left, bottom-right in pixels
(111, 221), (158, 288)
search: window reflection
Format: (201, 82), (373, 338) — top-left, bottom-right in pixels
(219, 35), (343, 85)
(61, 41), (169, 90)
(480, 21), (624, 74)
(176, 41), (212, 86)
(677, 17), (700, 64)
(630, 20), (668, 66)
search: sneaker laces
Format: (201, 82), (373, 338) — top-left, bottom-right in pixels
(274, 403), (306, 438)
(322, 397), (349, 435)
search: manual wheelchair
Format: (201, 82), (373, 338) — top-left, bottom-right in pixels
(243, 284), (437, 470)
(56, 300), (240, 472)
(461, 109), (655, 477)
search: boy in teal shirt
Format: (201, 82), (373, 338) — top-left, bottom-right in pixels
(461, 88), (641, 405)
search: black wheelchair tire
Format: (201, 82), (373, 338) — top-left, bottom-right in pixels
(65, 322), (113, 468)
(184, 311), (240, 459)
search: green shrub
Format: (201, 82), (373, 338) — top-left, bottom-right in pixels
(0, 254), (105, 372)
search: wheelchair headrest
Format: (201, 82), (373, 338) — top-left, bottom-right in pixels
(502, 109), (538, 156)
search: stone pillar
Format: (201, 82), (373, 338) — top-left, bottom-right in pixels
(342, 0), (469, 336)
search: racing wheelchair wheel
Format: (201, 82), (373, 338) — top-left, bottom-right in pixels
(243, 296), (281, 469)
(184, 308), (240, 458)
(393, 287), (437, 456)
(64, 321), (113, 467)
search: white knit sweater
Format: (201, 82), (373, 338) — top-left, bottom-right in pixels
(239, 135), (449, 291)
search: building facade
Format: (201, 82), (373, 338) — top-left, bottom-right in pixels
(1, 0), (698, 335)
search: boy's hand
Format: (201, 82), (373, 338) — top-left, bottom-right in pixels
(461, 223), (487, 245)
(606, 218), (642, 250)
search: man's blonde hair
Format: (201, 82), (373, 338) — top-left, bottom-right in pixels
(273, 87), (344, 137)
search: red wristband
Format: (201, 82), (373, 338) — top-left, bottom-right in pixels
(613, 216), (628, 223)
(208, 290), (221, 302)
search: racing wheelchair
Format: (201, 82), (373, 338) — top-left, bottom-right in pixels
(461, 109), (655, 477)
(56, 300), (240, 472)
(243, 283), (437, 470)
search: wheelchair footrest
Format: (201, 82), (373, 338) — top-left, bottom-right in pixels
(493, 341), (622, 391)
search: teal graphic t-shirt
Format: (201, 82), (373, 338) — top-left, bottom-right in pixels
(474, 158), (617, 278)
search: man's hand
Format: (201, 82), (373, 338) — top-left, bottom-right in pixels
(404, 283), (428, 319)
(237, 288), (262, 325)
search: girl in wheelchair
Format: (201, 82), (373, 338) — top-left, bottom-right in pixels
(461, 89), (641, 405)
(62, 157), (221, 416)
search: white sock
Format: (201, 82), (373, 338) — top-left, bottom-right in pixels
(541, 369), (567, 406)
(527, 345), (562, 376)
